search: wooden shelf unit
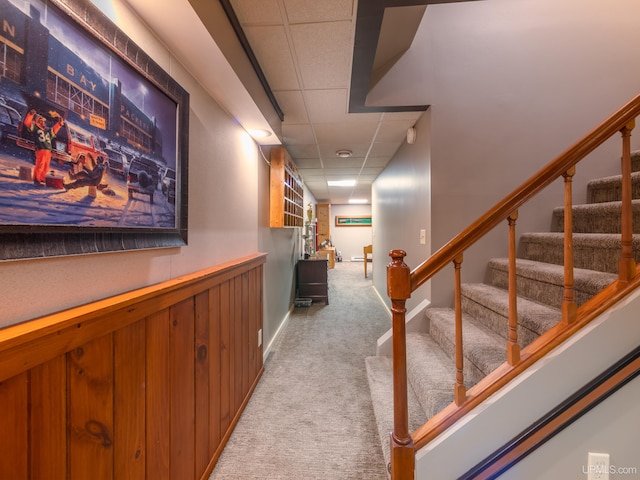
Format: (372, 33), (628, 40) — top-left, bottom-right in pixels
(270, 147), (304, 228)
(316, 203), (331, 245)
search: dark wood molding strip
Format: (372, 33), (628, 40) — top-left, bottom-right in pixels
(460, 345), (640, 480)
(218, 0), (284, 121)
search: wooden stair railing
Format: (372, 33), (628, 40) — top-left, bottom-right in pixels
(386, 93), (640, 480)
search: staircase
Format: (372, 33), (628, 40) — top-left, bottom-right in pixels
(366, 151), (640, 474)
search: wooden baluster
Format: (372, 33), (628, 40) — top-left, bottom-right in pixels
(562, 166), (577, 324)
(387, 250), (414, 480)
(453, 254), (466, 405)
(619, 121), (637, 282)
(507, 211), (520, 365)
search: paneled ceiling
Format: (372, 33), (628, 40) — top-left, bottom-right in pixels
(123, 0), (476, 204)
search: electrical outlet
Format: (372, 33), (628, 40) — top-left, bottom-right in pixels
(258, 329), (262, 347)
(587, 452), (609, 480)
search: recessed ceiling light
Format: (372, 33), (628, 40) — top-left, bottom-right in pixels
(348, 198), (368, 204)
(335, 149), (352, 158)
(247, 128), (272, 138)
(327, 179), (356, 187)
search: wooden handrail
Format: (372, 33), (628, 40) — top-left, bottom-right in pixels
(387, 92), (640, 480)
(410, 92), (640, 292)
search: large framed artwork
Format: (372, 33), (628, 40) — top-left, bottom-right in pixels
(0, 0), (189, 261)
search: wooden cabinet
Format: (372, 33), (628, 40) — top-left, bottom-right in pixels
(269, 147), (304, 228)
(297, 259), (329, 304)
(316, 203), (331, 245)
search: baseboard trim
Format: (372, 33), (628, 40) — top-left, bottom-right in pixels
(263, 305), (294, 364)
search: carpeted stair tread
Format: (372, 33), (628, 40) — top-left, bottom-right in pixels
(366, 153), (640, 467)
(461, 283), (561, 344)
(586, 171), (640, 203)
(519, 232), (640, 273)
(365, 355), (428, 471)
(426, 308), (506, 384)
(406, 333), (457, 419)
(488, 257), (617, 308)
(551, 199), (640, 233)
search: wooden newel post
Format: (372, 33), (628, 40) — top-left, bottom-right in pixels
(387, 250), (414, 480)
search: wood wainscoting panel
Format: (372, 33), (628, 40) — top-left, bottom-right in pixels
(68, 334), (115, 480)
(31, 355), (67, 479)
(0, 253), (266, 480)
(146, 309), (172, 478)
(0, 372), (28, 479)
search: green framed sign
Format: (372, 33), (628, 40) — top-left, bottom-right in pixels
(335, 215), (372, 227)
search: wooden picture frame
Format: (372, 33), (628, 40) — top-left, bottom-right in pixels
(335, 215), (372, 227)
(0, 0), (189, 261)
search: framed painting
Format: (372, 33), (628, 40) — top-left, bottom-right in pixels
(0, 0), (189, 261)
(335, 215), (372, 227)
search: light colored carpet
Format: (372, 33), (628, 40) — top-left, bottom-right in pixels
(210, 261), (391, 479)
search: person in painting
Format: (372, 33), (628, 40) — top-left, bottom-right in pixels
(63, 153), (107, 191)
(23, 109), (65, 186)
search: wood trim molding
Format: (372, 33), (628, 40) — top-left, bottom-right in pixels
(460, 345), (640, 479)
(0, 253), (266, 479)
(0, 252), (267, 383)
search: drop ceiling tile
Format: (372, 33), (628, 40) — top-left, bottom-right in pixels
(304, 180), (329, 188)
(242, 25), (299, 91)
(306, 185), (329, 197)
(290, 21), (352, 90)
(298, 168), (325, 176)
(302, 179), (329, 190)
(276, 90), (309, 124)
(286, 144), (319, 159)
(376, 119), (418, 143)
(318, 143), (370, 158)
(282, 124), (315, 144)
(304, 89), (348, 122)
(324, 168), (361, 175)
(369, 142), (403, 157)
(364, 156), (393, 168)
(314, 122), (379, 144)
(304, 89), (381, 123)
(322, 157), (365, 169)
(356, 174), (379, 183)
(382, 110), (425, 122)
(325, 177), (357, 185)
(230, 0), (283, 24)
(352, 185), (373, 194)
(360, 167), (382, 176)
(292, 158), (322, 169)
(284, 0), (354, 24)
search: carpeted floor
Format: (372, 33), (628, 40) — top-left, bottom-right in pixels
(209, 260), (391, 479)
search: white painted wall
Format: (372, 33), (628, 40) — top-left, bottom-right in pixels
(330, 204), (372, 261)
